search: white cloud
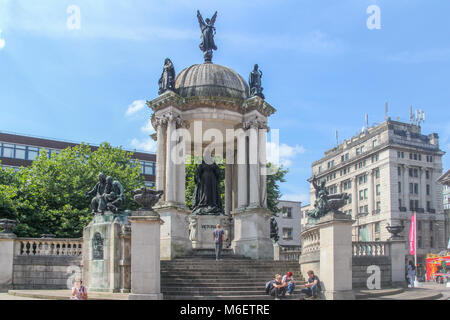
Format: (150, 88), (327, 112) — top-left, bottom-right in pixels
(126, 100), (146, 116)
(0, 39), (4, 50)
(141, 118), (155, 134)
(267, 142), (306, 167)
(130, 137), (157, 153)
(280, 193), (310, 204)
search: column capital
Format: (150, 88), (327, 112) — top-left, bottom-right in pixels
(243, 117), (268, 130)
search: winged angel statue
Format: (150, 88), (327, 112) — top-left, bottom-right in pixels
(197, 10), (218, 62)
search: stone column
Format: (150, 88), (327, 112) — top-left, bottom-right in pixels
(318, 212), (355, 300)
(368, 170), (374, 214)
(236, 131), (248, 209)
(165, 113), (176, 204)
(128, 213), (164, 300)
(155, 117), (167, 195)
(259, 124), (268, 208)
(174, 117), (188, 205)
(0, 233), (16, 292)
(352, 176), (358, 218)
(225, 164), (233, 215)
(389, 239), (406, 287)
(248, 124), (260, 207)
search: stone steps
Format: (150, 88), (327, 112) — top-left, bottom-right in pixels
(161, 257), (303, 300)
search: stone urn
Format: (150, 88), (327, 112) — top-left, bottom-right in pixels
(0, 219), (17, 234)
(386, 224), (404, 240)
(131, 187), (164, 217)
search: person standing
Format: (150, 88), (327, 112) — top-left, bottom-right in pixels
(213, 224), (224, 261)
(407, 260), (416, 288)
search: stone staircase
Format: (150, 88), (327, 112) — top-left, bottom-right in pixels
(161, 251), (304, 300)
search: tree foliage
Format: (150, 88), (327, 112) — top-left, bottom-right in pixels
(0, 143), (143, 238)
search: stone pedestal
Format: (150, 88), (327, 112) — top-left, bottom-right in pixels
(231, 207), (273, 260)
(273, 242), (280, 261)
(389, 239), (406, 288)
(156, 204), (191, 260)
(82, 213), (130, 293)
(190, 215), (228, 249)
(0, 233), (16, 292)
(318, 212), (355, 300)
(128, 213), (163, 300)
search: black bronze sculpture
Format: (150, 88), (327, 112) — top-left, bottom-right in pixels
(249, 64), (264, 99)
(197, 10), (217, 63)
(158, 58), (175, 95)
(192, 160), (224, 215)
(270, 216), (279, 243)
(307, 175), (349, 220)
(86, 173), (124, 215)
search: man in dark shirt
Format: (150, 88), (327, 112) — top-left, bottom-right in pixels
(268, 274), (287, 300)
(213, 224), (224, 261)
(301, 270), (321, 299)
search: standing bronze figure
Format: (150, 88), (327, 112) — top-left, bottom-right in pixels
(158, 58), (175, 95)
(249, 64), (264, 99)
(192, 160), (224, 215)
(197, 10), (218, 63)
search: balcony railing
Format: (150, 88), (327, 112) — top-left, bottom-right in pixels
(352, 241), (390, 257)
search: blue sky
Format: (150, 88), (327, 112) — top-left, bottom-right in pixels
(1, 0), (449, 203)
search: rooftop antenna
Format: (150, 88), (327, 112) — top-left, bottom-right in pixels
(409, 106), (414, 124)
(335, 130), (339, 146)
(365, 113), (369, 129)
(409, 106), (426, 126)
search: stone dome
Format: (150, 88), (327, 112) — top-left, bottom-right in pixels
(175, 63), (249, 100)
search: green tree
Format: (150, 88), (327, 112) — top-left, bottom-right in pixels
(0, 143), (143, 238)
(184, 159), (287, 215)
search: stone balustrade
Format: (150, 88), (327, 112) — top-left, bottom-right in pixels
(352, 241), (389, 257)
(15, 238), (83, 257)
(279, 245), (301, 261)
(300, 225), (320, 254)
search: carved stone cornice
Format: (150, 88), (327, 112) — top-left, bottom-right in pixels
(242, 117), (268, 130)
(242, 95), (276, 117)
(146, 90), (276, 117)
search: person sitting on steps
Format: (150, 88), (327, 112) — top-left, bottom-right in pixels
(266, 274), (287, 300)
(300, 270), (321, 299)
(282, 271), (296, 295)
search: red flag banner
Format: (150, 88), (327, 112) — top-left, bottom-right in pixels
(409, 213), (416, 255)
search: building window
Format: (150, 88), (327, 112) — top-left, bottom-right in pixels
(27, 146), (40, 160)
(430, 236), (434, 248)
(282, 207), (292, 219)
(144, 181), (155, 188)
(282, 228), (293, 240)
(1, 143), (14, 158)
(414, 183), (419, 194)
(376, 201), (381, 213)
(409, 183), (414, 194)
(375, 169), (380, 178)
(426, 184), (430, 196)
(398, 166), (402, 176)
(359, 190), (364, 201)
(418, 236), (422, 248)
(430, 221), (433, 231)
(426, 170), (430, 179)
(373, 140), (378, 148)
(398, 182), (402, 193)
(376, 184), (380, 196)
(140, 161), (155, 175)
(375, 222), (380, 233)
(418, 221), (422, 231)
(398, 151), (404, 158)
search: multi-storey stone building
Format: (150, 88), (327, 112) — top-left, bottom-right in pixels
(304, 119), (446, 265)
(275, 200), (302, 246)
(437, 169), (450, 248)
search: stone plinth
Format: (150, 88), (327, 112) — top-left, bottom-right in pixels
(389, 239), (406, 287)
(82, 213), (130, 293)
(231, 207), (273, 260)
(156, 204), (191, 260)
(318, 212), (355, 300)
(190, 215), (228, 249)
(128, 213), (163, 300)
(0, 233), (16, 292)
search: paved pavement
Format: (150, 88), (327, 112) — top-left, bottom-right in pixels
(1, 282), (448, 300)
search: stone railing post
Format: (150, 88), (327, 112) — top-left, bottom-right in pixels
(0, 232), (17, 292)
(128, 211), (164, 300)
(389, 239), (406, 287)
(318, 212), (355, 300)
